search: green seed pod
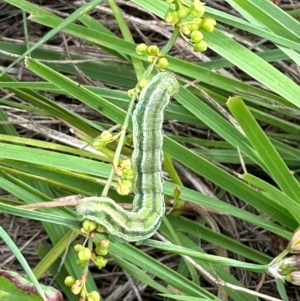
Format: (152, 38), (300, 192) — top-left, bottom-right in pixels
(180, 24), (191, 35)
(190, 30), (204, 43)
(188, 22), (199, 32)
(99, 238), (110, 249)
(165, 9), (180, 24)
(136, 43), (148, 55)
(94, 256), (108, 269)
(74, 244), (84, 253)
(76, 259), (86, 268)
(96, 224), (107, 233)
(201, 18), (216, 32)
(95, 246), (108, 256)
(192, 1), (205, 17)
(100, 131), (113, 142)
(71, 281), (82, 295)
(87, 291), (101, 301)
(147, 45), (160, 56)
(193, 40), (208, 52)
(120, 158), (131, 169)
(117, 180), (132, 195)
(93, 139), (107, 150)
(177, 5), (190, 19)
(64, 276), (76, 287)
(156, 57), (169, 69)
(82, 219), (97, 232)
(193, 18), (203, 28)
(139, 77), (150, 89)
(122, 168), (134, 181)
(78, 247), (92, 261)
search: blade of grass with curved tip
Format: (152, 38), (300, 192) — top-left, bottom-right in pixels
(163, 139), (296, 231)
(0, 73), (100, 136)
(228, 0), (300, 67)
(0, 227), (47, 301)
(142, 240), (268, 272)
(1, 0), (105, 75)
(0, 142), (111, 178)
(229, 0), (300, 40)
(162, 232), (261, 301)
(165, 215), (272, 263)
(227, 96), (300, 212)
(109, 242), (217, 299)
(242, 173), (300, 223)
(25, 57), (126, 126)
(159, 296), (212, 301)
(0, 202), (79, 228)
(33, 230), (78, 279)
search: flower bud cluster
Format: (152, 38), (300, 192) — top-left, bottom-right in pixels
(268, 227), (300, 285)
(117, 159), (134, 196)
(65, 273), (101, 301)
(164, 0), (216, 53)
(64, 239), (110, 300)
(93, 130), (113, 150)
(135, 44), (170, 69)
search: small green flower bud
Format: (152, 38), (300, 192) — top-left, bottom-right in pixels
(100, 131), (113, 142)
(71, 279), (83, 295)
(127, 88), (136, 98)
(279, 256), (300, 275)
(80, 227), (89, 235)
(177, 5), (190, 19)
(284, 271), (300, 285)
(180, 24), (191, 35)
(94, 256), (108, 269)
(190, 30), (204, 43)
(192, 1), (205, 17)
(136, 43), (148, 55)
(95, 246), (108, 256)
(193, 40), (208, 52)
(139, 77), (150, 89)
(288, 226), (300, 253)
(96, 224), (107, 233)
(82, 219), (97, 233)
(76, 259), (87, 268)
(147, 45), (160, 56)
(93, 138), (107, 150)
(156, 57), (169, 69)
(201, 18), (216, 32)
(99, 238), (110, 249)
(165, 9), (179, 24)
(87, 291), (101, 301)
(120, 159), (131, 170)
(117, 180), (132, 195)
(193, 18), (203, 28)
(64, 276), (76, 286)
(122, 168), (134, 181)
(78, 247), (92, 261)
(74, 244), (84, 253)
(188, 22), (199, 32)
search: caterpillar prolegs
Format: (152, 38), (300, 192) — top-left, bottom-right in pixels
(76, 72), (180, 241)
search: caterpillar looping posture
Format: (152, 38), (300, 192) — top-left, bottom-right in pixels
(76, 72), (180, 242)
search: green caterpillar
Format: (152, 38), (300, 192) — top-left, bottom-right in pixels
(76, 72), (180, 241)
